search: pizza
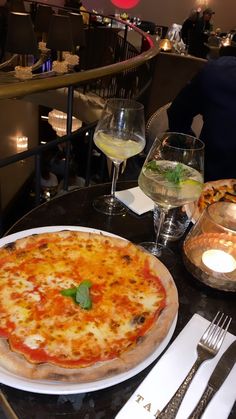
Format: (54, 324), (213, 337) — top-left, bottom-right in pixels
(189, 179), (236, 222)
(0, 230), (178, 383)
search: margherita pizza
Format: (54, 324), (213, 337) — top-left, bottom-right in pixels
(0, 230), (178, 382)
(189, 179), (236, 222)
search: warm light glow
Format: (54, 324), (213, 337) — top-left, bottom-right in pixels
(16, 136), (28, 151)
(63, 53), (80, 66)
(111, 0), (140, 10)
(195, 1), (208, 10)
(202, 249), (236, 273)
(13, 12), (27, 16)
(52, 60), (68, 74)
(14, 66), (33, 80)
(221, 37), (231, 47)
(159, 39), (172, 52)
(38, 41), (50, 52)
(48, 109), (82, 137)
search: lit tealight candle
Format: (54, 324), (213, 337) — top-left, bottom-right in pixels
(159, 39), (172, 52)
(202, 249), (236, 273)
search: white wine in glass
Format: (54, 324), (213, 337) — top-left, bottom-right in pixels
(93, 98), (146, 215)
(138, 132), (204, 261)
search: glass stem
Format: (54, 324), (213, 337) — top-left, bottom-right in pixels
(111, 161), (120, 197)
(154, 204), (167, 252)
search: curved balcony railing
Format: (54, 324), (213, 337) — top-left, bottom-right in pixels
(0, 6), (159, 235)
(0, 4), (158, 100)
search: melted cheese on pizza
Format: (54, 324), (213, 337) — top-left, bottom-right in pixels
(0, 232), (166, 368)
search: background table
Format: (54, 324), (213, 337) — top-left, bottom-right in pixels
(1, 181), (235, 419)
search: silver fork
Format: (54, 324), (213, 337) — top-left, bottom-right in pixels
(157, 311), (232, 419)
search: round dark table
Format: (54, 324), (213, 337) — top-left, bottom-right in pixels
(1, 181), (235, 419)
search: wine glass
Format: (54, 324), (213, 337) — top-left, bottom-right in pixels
(138, 132), (204, 261)
(93, 98), (146, 215)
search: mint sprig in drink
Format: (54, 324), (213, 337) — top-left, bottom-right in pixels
(139, 160), (203, 210)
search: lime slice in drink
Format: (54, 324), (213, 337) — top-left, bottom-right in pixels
(179, 179), (203, 200)
(96, 136), (143, 160)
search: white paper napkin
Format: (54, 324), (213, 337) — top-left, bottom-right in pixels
(116, 314), (236, 419)
(115, 187), (154, 215)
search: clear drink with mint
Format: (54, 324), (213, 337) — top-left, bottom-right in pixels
(138, 160), (203, 210)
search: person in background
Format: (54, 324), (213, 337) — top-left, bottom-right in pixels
(167, 46), (236, 182)
(56, 163), (85, 196)
(232, 32), (236, 44)
(79, 2), (89, 25)
(188, 8), (215, 58)
(181, 9), (199, 49)
(64, 0), (89, 25)
(40, 163), (58, 200)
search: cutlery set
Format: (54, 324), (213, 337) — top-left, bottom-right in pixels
(188, 340), (236, 418)
(157, 311), (234, 419)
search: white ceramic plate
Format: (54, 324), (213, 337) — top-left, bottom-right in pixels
(0, 226), (178, 395)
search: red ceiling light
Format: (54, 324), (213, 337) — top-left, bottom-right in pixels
(111, 0), (140, 9)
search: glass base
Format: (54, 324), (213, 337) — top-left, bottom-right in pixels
(93, 194), (126, 216)
(139, 241), (177, 270)
(154, 206), (191, 242)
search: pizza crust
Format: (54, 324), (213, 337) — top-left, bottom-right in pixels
(0, 231), (178, 383)
(189, 178), (236, 223)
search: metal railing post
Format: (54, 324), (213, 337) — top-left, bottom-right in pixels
(63, 85), (74, 191)
(122, 24), (128, 61)
(85, 126), (95, 186)
(35, 153), (41, 206)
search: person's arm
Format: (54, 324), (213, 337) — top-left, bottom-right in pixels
(167, 73), (203, 135)
(181, 20), (188, 44)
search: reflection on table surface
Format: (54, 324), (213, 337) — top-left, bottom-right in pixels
(1, 181), (236, 419)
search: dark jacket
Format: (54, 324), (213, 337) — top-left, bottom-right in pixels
(188, 16), (211, 58)
(167, 56), (236, 181)
(181, 18), (195, 46)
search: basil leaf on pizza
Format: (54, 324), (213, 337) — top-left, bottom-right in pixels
(61, 287), (77, 297)
(75, 280), (92, 309)
(61, 280), (92, 309)
(0, 230), (178, 383)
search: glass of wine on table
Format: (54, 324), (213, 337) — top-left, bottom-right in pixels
(138, 132), (205, 265)
(93, 98), (146, 215)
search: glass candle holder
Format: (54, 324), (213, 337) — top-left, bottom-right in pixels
(183, 202), (236, 292)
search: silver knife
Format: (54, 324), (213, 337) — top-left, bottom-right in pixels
(188, 340), (236, 419)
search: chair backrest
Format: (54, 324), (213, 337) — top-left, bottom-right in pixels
(145, 103), (170, 150)
(145, 102), (203, 152)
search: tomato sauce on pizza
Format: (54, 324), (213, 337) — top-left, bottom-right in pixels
(0, 230), (178, 382)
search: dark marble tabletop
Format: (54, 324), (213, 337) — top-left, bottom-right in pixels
(1, 181), (235, 419)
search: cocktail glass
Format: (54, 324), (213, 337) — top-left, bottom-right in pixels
(93, 98), (146, 215)
(138, 132), (204, 262)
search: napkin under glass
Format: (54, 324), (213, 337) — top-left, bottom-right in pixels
(115, 187), (154, 215)
(116, 314), (236, 419)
